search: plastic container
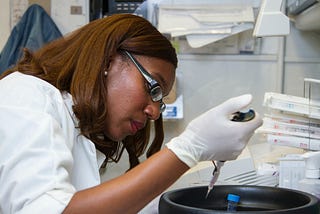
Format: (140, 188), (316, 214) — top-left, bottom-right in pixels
(298, 178), (320, 199)
(297, 151), (320, 199)
(227, 194), (240, 211)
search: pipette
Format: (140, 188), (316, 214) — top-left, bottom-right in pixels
(205, 161), (225, 199)
(205, 109), (256, 199)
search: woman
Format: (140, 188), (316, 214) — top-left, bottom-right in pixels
(0, 14), (262, 213)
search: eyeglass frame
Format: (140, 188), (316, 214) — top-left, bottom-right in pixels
(124, 51), (166, 113)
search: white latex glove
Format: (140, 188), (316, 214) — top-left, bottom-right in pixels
(166, 94), (263, 168)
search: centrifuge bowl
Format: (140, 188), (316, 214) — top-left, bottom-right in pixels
(158, 185), (320, 213)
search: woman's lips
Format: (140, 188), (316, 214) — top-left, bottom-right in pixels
(131, 120), (144, 134)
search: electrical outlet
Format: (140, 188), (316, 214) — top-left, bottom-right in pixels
(70, 5), (82, 15)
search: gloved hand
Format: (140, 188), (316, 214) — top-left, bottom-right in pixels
(166, 94), (263, 168)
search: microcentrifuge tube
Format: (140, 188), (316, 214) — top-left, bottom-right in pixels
(227, 193), (240, 212)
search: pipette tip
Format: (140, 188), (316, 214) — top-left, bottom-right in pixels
(205, 187), (212, 199)
(205, 192), (210, 199)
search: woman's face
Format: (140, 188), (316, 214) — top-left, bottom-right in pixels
(104, 53), (175, 141)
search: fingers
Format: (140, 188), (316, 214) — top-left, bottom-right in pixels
(246, 111), (263, 129)
(220, 94), (253, 115)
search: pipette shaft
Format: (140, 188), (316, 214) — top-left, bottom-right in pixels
(205, 161), (225, 198)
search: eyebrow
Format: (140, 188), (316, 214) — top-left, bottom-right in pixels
(125, 51), (170, 96)
(153, 72), (169, 96)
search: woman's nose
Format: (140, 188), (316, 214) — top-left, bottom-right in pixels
(144, 102), (161, 120)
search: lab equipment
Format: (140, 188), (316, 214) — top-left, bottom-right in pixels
(257, 92), (320, 150)
(205, 109), (256, 198)
(89, 0), (146, 20)
(288, 0), (320, 31)
(231, 109), (255, 122)
(205, 161), (224, 199)
(279, 154), (305, 190)
(262, 92), (320, 119)
(297, 151), (320, 198)
(159, 185), (320, 213)
(253, 0), (290, 37)
(227, 193), (240, 211)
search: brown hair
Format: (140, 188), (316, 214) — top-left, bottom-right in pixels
(1, 14), (178, 170)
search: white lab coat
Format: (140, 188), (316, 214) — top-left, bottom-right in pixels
(0, 72), (105, 214)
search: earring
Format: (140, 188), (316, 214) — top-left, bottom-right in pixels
(104, 71), (108, 76)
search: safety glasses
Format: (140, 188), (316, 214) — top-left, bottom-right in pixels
(124, 51), (166, 113)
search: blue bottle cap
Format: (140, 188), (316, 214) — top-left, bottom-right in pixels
(227, 194), (240, 202)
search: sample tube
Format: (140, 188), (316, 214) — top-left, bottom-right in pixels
(227, 194), (240, 211)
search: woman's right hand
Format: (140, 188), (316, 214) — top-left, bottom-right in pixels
(166, 94), (263, 167)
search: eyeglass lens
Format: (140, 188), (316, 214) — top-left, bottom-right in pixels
(125, 51), (166, 113)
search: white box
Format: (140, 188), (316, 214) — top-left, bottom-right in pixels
(279, 154), (305, 190)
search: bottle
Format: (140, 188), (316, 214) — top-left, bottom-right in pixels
(227, 193), (240, 212)
(297, 151), (320, 199)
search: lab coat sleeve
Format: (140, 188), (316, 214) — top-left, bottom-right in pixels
(0, 107), (76, 214)
(0, 75), (76, 213)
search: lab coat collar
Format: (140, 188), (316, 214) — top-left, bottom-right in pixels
(61, 92), (106, 169)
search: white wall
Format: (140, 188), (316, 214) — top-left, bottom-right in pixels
(0, 0), (51, 50)
(284, 24), (320, 96)
(0, 1), (11, 50)
(0, 0), (88, 51)
(51, 0), (89, 35)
